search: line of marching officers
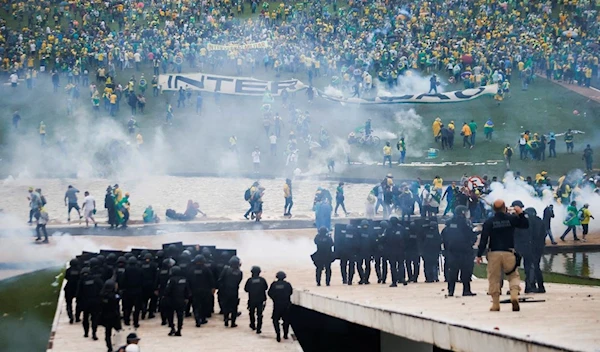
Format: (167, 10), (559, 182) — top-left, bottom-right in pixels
(63, 245), (294, 352)
(312, 206), (480, 296)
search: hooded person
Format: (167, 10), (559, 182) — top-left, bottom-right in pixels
(525, 207), (547, 293)
(244, 266), (268, 334)
(315, 198), (333, 230)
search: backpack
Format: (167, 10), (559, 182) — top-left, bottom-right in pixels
(244, 188), (252, 201)
(506, 148), (513, 157)
(584, 148), (592, 158)
(372, 186), (379, 197)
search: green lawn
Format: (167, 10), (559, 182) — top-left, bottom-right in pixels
(1, 2), (599, 181)
(0, 268), (63, 352)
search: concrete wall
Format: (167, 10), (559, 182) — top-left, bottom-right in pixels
(381, 332), (433, 352)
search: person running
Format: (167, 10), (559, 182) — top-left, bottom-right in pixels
(82, 191), (97, 228)
(579, 204), (594, 242)
(334, 182), (349, 217)
(65, 185), (83, 222)
(283, 179), (293, 217)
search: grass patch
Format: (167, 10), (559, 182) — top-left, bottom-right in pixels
(473, 263), (600, 287)
(0, 268), (63, 352)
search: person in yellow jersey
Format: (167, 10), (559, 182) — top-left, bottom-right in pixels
(383, 142), (392, 168)
(229, 135), (237, 153)
(432, 175), (443, 190)
(432, 117), (442, 142)
(579, 204), (594, 242)
(39, 121), (46, 146)
(461, 122), (472, 149)
(136, 133), (143, 148)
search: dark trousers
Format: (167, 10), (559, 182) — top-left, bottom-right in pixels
(561, 226), (578, 240)
(463, 136), (471, 147)
(272, 306), (290, 338)
(167, 306), (184, 331)
(82, 308), (99, 336)
(141, 289), (156, 318)
(374, 255), (388, 283)
(339, 256), (357, 284)
(123, 293), (142, 326)
(36, 224), (48, 241)
(387, 255), (406, 284)
(405, 252), (420, 282)
(358, 255), (371, 283)
(521, 253), (535, 291)
(549, 145), (556, 157)
(315, 264), (331, 285)
(284, 197), (293, 215)
(422, 251), (439, 282)
(223, 293), (239, 325)
(65, 292), (81, 321)
(192, 291), (206, 324)
(583, 224), (589, 236)
(104, 323), (119, 351)
(531, 252), (545, 290)
(446, 252), (473, 294)
(335, 199), (347, 215)
(249, 302), (264, 331)
(159, 296), (169, 324)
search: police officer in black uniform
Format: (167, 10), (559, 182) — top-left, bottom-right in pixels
(98, 279), (121, 352)
(513, 200), (535, 293)
(178, 250), (193, 317)
(526, 207), (547, 293)
(373, 221), (388, 284)
(189, 254), (215, 327)
(338, 224), (360, 285)
(357, 220), (372, 284)
(122, 256), (143, 328)
(201, 247), (218, 317)
(441, 206), (477, 296)
(218, 256), (243, 328)
(140, 253), (158, 320)
(405, 218), (421, 282)
(76, 266), (103, 340)
(312, 226), (334, 286)
(65, 258), (81, 324)
(165, 265), (191, 336)
(384, 216), (408, 287)
(156, 259), (172, 326)
(421, 216), (442, 283)
(244, 266), (268, 334)
(268, 271), (293, 342)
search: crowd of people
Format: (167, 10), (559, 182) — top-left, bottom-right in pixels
(64, 242), (294, 351)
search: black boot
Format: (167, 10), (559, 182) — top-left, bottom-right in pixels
(462, 282), (476, 296)
(448, 281), (455, 297)
(168, 328), (176, 336)
(274, 321), (281, 342)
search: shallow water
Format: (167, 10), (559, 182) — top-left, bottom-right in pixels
(542, 251), (600, 279)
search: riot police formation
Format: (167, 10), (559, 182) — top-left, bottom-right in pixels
(382, 216), (408, 287)
(441, 206), (478, 296)
(268, 271), (293, 342)
(336, 224), (361, 285)
(244, 266), (268, 334)
(312, 227), (334, 286)
(65, 243), (299, 349)
(372, 221), (388, 284)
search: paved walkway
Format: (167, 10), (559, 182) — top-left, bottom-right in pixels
(30, 229), (600, 352)
(536, 74), (600, 103)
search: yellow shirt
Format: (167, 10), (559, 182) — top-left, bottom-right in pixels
(110, 94), (117, 104)
(383, 145), (392, 156)
(283, 184), (291, 198)
(136, 134), (144, 145)
(433, 178), (443, 189)
(581, 208), (592, 224)
(432, 120), (441, 137)
(461, 124), (471, 136)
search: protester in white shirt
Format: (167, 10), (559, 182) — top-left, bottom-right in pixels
(81, 191), (97, 228)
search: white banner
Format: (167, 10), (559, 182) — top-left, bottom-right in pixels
(317, 84), (498, 104)
(206, 41), (269, 51)
(158, 73), (307, 96)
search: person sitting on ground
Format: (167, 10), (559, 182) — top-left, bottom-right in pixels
(165, 200), (206, 221)
(143, 205), (159, 223)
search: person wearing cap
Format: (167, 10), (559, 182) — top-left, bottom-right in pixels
(476, 199), (529, 311)
(117, 333), (140, 352)
(268, 271), (293, 342)
(579, 203), (594, 242)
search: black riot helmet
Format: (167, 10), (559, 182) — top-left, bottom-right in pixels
(124, 252), (134, 260)
(170, 265), (181, 276)
(276, 271), (286, 280)
(106, 253), (117, 264)
(380, 220), (389, 229)
(454, 205), (468, 218)
(193, 255), (205, 264)
(389, 215), (400, 225)
(360, 219), (369, 229)
(89, 257), (99, 267)
(318, 226), (328, 235)
(251, 266), (261, 274)
(345, 224), (355, 232)
(96, 255), (105, 264)
(127, 257), (137, 266)
(117, 256), (126, 265)
(229, 256), (241, 268)
(156, 250), (165, 259)
(81, 267), (90, 276)
(69, 259), (79, 267)
(162, 259), (171, 269)
(201, 247), (212, 258)
(144, 253), (153, 261)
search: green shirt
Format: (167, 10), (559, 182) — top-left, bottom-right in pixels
(468, 122), (477, 133)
